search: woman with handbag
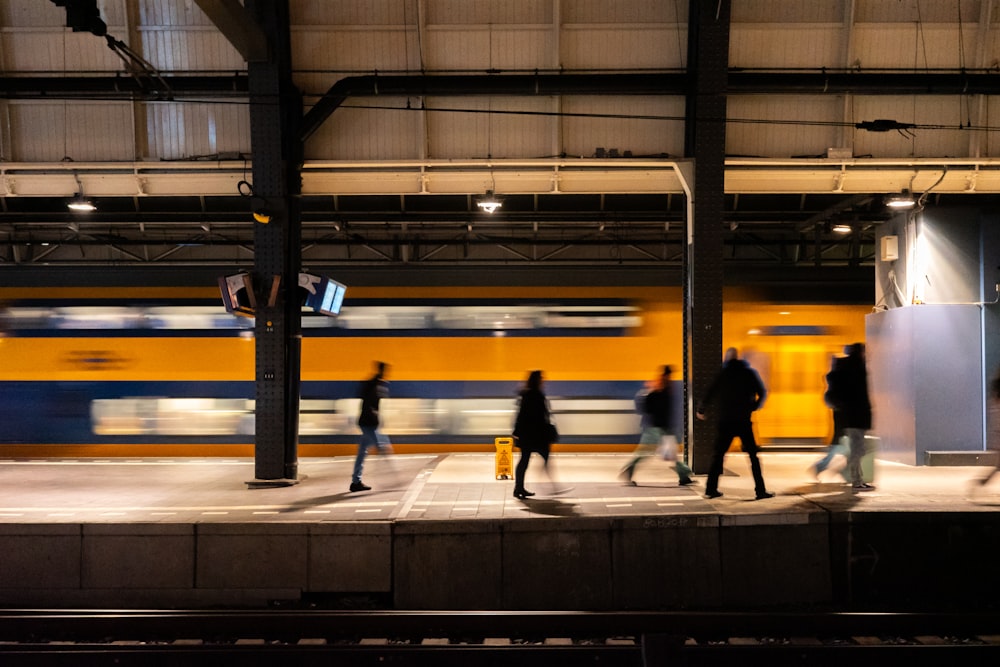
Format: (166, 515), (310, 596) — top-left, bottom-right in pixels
(511, 369), (559, 500)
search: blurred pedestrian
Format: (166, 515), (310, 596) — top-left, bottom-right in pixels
(810, 345), (852, 481)
(350, 360), (393, 492)
(696, 347), (774, 500)
(973, 366), (1000, 489)
(621, 365), (695, 487)
(511, 369), (561, 499)
(840, 343), (875, 491)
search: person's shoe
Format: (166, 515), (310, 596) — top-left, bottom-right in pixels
(349, 481), (371, 492)
(678, 477), (697, 486)
(619, 470), (634, 486)
(809, 465), (821, 481)
(755, 491), (775, 500)
(852, 483), (876, 492)
(705, 490), (723, 499)
(513, 489), (535, 500)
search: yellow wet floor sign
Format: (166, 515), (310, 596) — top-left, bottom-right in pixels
(495, 437), (514, 479)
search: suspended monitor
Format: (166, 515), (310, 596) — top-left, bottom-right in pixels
(218, 273), (256, 318)
(299, 273), (347, 316)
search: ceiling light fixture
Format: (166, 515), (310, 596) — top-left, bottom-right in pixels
(475, 191), (503, 214)
(885, 189), (916, 209)
(67, 194), (96, 212)
(831, 223), (853, 234)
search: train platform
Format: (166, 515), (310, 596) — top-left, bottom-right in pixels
(1, 452), (999, 611)
(0, 451), (997, 523)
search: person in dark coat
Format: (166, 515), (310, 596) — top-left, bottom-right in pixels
(512, 369), (558, 500)
(350, 360), (393, 492)
(696, 347), (774, 500)
(811, 345), (852, 481)
(973, 366), (1000, 490)
(840, 343), (875, 491)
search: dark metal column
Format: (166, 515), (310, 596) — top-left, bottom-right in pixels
(246, 0), (303, 486)
(684, 0), (730, 474)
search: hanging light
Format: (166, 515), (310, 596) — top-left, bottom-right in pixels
(885, 190), (916, 209)
(475, 191), (503, 214)
(67, 194), (96, 212)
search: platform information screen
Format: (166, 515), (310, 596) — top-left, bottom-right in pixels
(303, 276), (346, 316)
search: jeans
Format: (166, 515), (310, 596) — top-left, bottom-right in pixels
(353, 425), (392, 484)
(813, 439), (850, 480)
(844, 427), (867, 485)
(622, 427), (693, 481)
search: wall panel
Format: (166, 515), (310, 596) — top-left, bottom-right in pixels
(851, 96), (969, 159)
(306, 99), (423, 161)
(9, 101), (134, 162)
(146, 103), (251, 161)
(727, 96), (843, 158)
(294, 28), (418, 73)
(730, 26), (843, 69)
(561, 26), (684, 69)
(562, 96), (685, 159)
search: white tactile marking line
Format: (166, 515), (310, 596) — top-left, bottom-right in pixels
(0, 493), (698, 518)
(405, 495), (699, 508)
(0, 459), (254, 466)
(390, 459), (442, 519)
(0, 502), (398, 513)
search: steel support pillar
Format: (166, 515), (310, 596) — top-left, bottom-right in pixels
(684, 0), (730, 474)
(246, 0), (303, 487)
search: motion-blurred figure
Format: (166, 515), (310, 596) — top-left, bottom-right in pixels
(512, 370), (564, 499)
(811, 345), (852, 481)
(621, 365), (695, 487)
(696, 347), (774, 500)
(839, 343), (875, 492)
(974, 366), (1000, 489)
(350, 360), (394, 492)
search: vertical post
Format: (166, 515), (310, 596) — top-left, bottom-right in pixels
(246, 0), (303, 486)
(684, 0), (730, 474)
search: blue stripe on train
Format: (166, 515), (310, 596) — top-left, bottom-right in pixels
(0, 380), (643, 444)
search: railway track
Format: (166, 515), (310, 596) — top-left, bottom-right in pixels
(1, 609), (999, 665)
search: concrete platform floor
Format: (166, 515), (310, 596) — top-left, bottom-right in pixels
(1, 451), (998, 524)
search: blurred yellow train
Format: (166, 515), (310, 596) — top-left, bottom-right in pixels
(0, 284), (868, 457)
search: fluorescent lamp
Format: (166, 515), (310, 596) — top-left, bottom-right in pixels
(831, 223), (853, 234)
(475, 191), (503, 214)
(885, 190), (915, 209)
(67, 194), (96, 212)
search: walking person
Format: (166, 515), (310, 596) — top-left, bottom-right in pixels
(839, 343), (875, 492)
(350, 360), (393, 492)
(696, 347), (774, 500)
(621, 365), (695, 487)
(811, 345), (851, 481)
(511, 369), (559, 500)
(973, 366), (1000, 489)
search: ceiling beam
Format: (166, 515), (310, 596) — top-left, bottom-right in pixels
(194, 0), (271, 62)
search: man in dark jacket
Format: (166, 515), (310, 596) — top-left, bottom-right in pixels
(696, 347), (774, 500)
(351, 361), (393, 492)
(840, 343), (874, 491)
